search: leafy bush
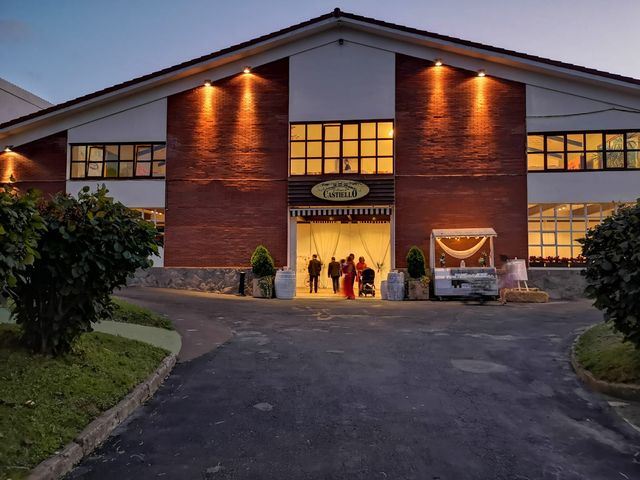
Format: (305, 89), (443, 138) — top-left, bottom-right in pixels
(406, 245), (427, 279)
(0, 184), (44, 294)
(580, 200), (640, 347)
(251, 245), (276, 278)
(111, 298), (173, 330)
(9, 187), (159, 355)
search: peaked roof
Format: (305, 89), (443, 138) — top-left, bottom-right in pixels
(2, 8), (639, 131)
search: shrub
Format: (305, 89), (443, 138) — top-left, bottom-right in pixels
(406, 245), (427, 279)
(0, 184), (44, 294)
(251, 245), (276, 278)
(580, 200), (640, 347)
(9, 186), (159, 355)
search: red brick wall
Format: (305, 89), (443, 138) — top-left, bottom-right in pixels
(0, 131), (67, 196)
(395, 54), (527, 267)
(165, 59), (289, 267)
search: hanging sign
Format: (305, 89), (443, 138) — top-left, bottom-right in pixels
(311, 180), (370, 202)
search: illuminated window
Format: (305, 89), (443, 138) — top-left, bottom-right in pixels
(69, 143), (167, 179)
(289, 121), (394, 175)
(527, 131), (640, 172)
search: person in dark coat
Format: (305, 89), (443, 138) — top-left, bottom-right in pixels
(327, 256), (342, 294)
(308, 254), (322, 293)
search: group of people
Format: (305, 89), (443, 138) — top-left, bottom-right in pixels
(307, 254), (368, 300)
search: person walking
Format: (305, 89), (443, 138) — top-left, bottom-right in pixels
(328, 257), (342, 294)
(307, 254), (322, 294)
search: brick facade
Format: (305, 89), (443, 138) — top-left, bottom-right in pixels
(0, 131), (67, 196)
(165, 59), (289, 267)
(395, 54), (527, 267)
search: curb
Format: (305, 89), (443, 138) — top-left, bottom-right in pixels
(570, 332), (640, 401)
(27, 353), (177, 480)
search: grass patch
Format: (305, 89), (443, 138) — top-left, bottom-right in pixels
(575, 323), (640, 384)
(0, 324), (167, 479)
(110, 298), (173, 330)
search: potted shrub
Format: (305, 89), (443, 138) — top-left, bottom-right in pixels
(251, 245), (276, 298)
(406, 246), (430, 300)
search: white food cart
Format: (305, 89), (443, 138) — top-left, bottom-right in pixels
(430, 228), (499, 299)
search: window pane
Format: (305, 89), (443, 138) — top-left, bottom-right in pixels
(88, 146), (104, 162)
(586, 151), (603, 169)
(586, 204), (602, 217)
(324, 142), (340, 158)
(153, 144), (166, 160)
(626, 132), (640, 150)
(71, 145), (86, 161)
(361, 140), (376, 157)
(136, 162), (151, 176)
(557, 246), (572, 258)
(378, 157), (393, 174)
(542, 246), (557, 258)
(342, 140), (358, 157)
(307, 124), (322, 140)
(342, 124), (358, 139)
(290, 124), (305, 141)
(605, 151), (624, 169)
(342, 158), (356, 173)
(567, 152), (584, 170)
(378, 140), (393, 156)
(307, 142), (321, 157)
(87, 163), (102, 177)
(529, 246), (542, 258)
(152, 161), (166, 177)
(307, 159), (322, 175)
(542, 232), (556, 245)
(546, 135), (564, 152)
(585, 133), (603, 151)
(324, 125), (340, 141)
(527, 135), (544, 153)
(361, 123), (376, 139)
(324, 159), (339, 174)
(361, 158), (376, 174)
(290, 159), (305, 175)
(566, 134), (584, 151)
(120, 145), (134, 160)
(628, 150), (640, 169)
(136, 145), (152, 161)
(104, 162), (118, 177)
(527, 153), (544, 171)
(528, 232), (541, 245)
(105, 145), (118, 161)
(291, 142), (305, 158)
(71, 162), (86, 178)
(377, 122), (393, 138)
(605, 133), (624, 151)
(119, 162), (133, 177)
(546, 152), (564, 169)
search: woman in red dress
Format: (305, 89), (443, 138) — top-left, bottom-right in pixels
(342, 254), (356, 300)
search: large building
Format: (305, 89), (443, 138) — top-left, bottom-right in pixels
(0, 77), (51, 124)
(1, 10), (639, 293)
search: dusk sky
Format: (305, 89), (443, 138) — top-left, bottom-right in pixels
(2, 0), (639, 104)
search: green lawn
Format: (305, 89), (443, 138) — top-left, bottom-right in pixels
(0, 325), (167, 479)
(110, 297), (174, 330)
(575, 323), (640, 384)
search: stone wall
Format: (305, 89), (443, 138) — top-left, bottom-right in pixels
(129, 268), (255, 296)
(527, 268), (587, 300)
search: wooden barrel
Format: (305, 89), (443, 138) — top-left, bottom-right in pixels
(274, 270), (296, 299)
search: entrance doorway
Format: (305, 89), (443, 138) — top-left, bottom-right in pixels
(294, 211), (392, 296)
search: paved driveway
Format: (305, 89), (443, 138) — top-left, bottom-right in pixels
(68, 288), (640, 479)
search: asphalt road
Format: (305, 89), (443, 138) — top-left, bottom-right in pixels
(68, 288), (640, 480)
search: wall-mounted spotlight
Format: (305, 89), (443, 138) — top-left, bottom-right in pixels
(3, 145), (13, 153)
(477, 69), (486, 77)
(434, 58), (443, 66)
(243, 66), (252, 74)
(338, 38), (344, 46)
(203, 79), (212, 87)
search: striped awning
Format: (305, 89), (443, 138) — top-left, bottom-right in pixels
(290, 206), (392, 217)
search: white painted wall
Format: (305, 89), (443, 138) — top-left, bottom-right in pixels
(289, 41), (395, 121)
(66, 180), (165, 207)
(0, 77), (51, 124)
(528, 171), (640, 204)
(67, 99), (166, 143)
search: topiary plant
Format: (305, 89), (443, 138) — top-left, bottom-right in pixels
(406, 245), (427, 279)
(251, 245), (276, 278)
(580, 199), (640, 347)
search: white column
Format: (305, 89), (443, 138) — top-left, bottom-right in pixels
(288, 214), (297, 272)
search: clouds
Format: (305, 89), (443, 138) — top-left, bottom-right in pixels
(0, 20), (32, 43)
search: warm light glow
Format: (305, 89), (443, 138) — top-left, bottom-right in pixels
(3, 146), (12, 153)
(203, 79), (212, 87)
(434, 58), (443, 66)
(388, 129), (394, 137)
(477, 69), (486, 77)
(243, 66), (251, 74)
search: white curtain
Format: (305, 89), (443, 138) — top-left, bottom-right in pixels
(357, 223), (390, 273)
(436, 236), (487, 259)
(309, 222), (342, 288)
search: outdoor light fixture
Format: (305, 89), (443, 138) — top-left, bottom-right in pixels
(477, 69), (486, 77)
(3, 145), (12, 153)
(434, 58), (443, 66)
(203, 79), (212, 87)
(243, 66), (251, 74)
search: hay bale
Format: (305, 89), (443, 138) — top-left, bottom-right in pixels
(505, 288), (549, 303)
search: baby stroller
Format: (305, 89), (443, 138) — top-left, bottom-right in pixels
(359, 268), (376, 297)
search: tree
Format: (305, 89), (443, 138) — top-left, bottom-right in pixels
(0, 184), (44, 295)
(251, 245), (276, 278)
(580, 200), (640, 347)
(9, 186), (159, 355)
(406, 245), (427, 279)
